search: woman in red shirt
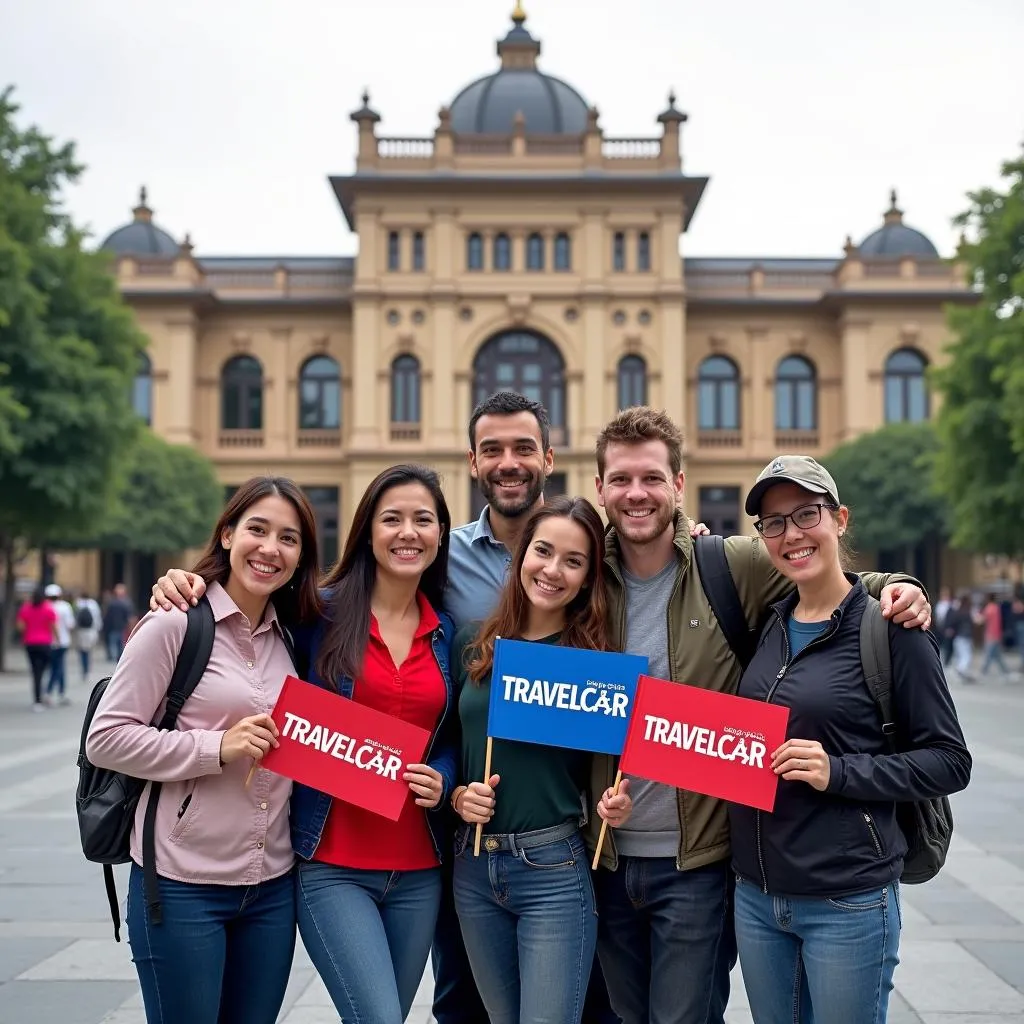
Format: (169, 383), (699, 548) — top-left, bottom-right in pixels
(16, 588), (57, 711)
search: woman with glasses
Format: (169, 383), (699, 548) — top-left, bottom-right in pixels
(728, 455), (971, 1024)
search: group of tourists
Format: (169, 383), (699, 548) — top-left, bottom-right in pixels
(83, 390), (972, 1024)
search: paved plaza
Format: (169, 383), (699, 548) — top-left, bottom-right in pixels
(0, 649), (1022, 1024)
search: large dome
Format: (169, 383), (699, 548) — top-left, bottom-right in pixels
(100, 188), (179, 257)
(448, 8), (589, 135)
(858, 191), (938, 258)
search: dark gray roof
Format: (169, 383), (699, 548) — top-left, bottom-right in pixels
(101, 219), (178, 257)
(450, 70), (588, 135)
(197, 256), (354, 271)
(684, 257), (839, 272)
(858, 222), (938, 258)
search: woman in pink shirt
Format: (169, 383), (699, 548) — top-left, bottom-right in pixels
(16, 588), (57, 711)
(86, 477), (322, 1024)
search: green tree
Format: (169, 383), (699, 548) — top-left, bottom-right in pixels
(932, 146), (1024, 556)
(82, 431), (223, 553)
(822, 421), (950, 556)
(0, 86), (145, 669)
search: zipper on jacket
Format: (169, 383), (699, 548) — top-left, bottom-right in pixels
(862, 810), (883, 858)
(755, 606), (841, 893)
(420, 624), (453, 864)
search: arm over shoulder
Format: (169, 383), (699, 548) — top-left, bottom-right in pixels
(723, 534), (794, 629)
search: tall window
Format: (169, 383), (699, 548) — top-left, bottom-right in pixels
(617, 355), (647, 410)
(412, 231), (425, 271)
(554, 232), (571, 271)
(466, 232), (483, 271)
(493, 233), (511, 271)
(303, 486), (340, 571)
(884, 348), (930, 423)
(637, 231), (651, 272)
(613, 231), (626, 272)
(221, 355), (264, 430)
(391, 354), (421, 423)
(699, 487), (741, 537)
(133, 351), (152, 425)
(526, 233), (545, 271)
(298, 355), (340, 429)
(387, 230), (401, 271)
(774, 355), (817, 430)
(472, 330), (566, 444)
(697, 355), (740, 430)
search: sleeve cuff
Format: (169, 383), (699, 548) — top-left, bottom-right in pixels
(825, 754), (844, 793)
(198, 730), (225, 775)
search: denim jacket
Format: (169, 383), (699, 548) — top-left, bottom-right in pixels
(289, 599), (459, 864)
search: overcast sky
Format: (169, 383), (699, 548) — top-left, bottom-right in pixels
(3, 0), (1021, 259)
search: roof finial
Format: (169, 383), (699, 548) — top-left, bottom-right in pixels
(139, 185), (148, 207)
(884, 188), (904, 225)
(132, 186), (153, 223)
(512, 0), (526, 23)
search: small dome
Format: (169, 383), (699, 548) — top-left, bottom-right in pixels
(100, 188), (179, 257)
(448, 8), (589, 135)
(858, 190), (938, 258)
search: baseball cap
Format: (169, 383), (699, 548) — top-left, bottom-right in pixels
(44, 583), (62, 598)
(744, 455), (840, 516)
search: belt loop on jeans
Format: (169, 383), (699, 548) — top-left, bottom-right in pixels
(475, 819), (580, 856)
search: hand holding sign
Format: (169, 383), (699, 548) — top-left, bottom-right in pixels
(771, 739), (831, 791)
(597, 777), (631, 827)
(458, 774), (500, 824)
(404, 763), (444, 808)
(221, 713), (279, 766)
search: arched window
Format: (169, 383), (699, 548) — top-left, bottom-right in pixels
(526, 233), (545, 271)
(612, 231), (626, 272)
(774, 355), (817, 430)
(133, 351), (152, 425)
(554, 232), (571, 271)
(387, 230), (401, 271)
(617, 355), (648, 410)
(472, 330), (566, 445)
(298, 355), (340, 430)
(391, 355), (421, 424)
(466, 232), (483, 271)
(493, 233), (511, 272)
(221, 355), (264, 430)
(637, 231), (651, 272)
(412, 231), (425, 271)
(884, 348), (930, 423)
(697, 355), (740, 430)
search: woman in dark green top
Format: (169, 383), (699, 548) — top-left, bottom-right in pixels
(447, 496), (632, 1024)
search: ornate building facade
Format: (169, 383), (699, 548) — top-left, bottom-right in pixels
(81, 7), (974, 594)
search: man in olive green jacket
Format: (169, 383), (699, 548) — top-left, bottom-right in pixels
(585, 407), (930, 1024)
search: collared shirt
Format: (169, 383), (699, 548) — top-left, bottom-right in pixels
(314, 592), (445, 871)
(86, 581), (295, 886)
(443, 506), (513, 629)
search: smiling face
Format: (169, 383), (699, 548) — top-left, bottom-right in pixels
(756, 482), (848, 584)
(596, 439), (684, 546)
(519, 514), (592, 624)
(221, 494), (303, 599)
(469, 411), (553, 519)
(370, 482), (442, 584)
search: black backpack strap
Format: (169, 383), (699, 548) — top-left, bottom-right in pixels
(142, 599), (216, 924)
(859, 597), (897, 754)
(693, 534), (755, 669)
(103, 865), (123, 941)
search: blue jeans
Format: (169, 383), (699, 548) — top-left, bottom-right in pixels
(46, 647), (68, 697)
(594, 856), (735, 1024)
(454, 823), (597, 1024)
(734, 876), (901, 1024)
(125, 863), (296, 1024)
(296, 861), (441, 1023)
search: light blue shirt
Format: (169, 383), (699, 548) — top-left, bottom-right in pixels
(443, 507), (512, 630)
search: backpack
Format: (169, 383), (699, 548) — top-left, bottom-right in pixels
(692, 534), (953, 885)
(76, 599), (216, 940)
(76, 603), (94, 630)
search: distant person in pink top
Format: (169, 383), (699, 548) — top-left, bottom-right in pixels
(980, 595), (1008, 677)
(86, 477), (322, 1024)
(15, 588), (57, 711)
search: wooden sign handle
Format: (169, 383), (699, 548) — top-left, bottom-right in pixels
(591, 769), (623, 870)
(473, 736), (494, 857)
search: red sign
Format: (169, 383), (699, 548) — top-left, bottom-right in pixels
(259, 676), (431, 821)
(620, 675), (790, 812)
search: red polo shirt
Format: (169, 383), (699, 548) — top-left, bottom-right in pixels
(313, 592), (445, 871)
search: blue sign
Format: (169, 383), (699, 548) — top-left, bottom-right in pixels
(486, 638), (648, 754)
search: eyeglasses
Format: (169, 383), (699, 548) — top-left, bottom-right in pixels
(753, 502), (836, 539)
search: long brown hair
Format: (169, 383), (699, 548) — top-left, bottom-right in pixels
(190, 476), (322, 625)
(316, 464), (452, 687)
(467, 495), (612, 683)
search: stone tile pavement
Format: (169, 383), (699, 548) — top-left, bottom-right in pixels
(0, 648), (1022, 1023)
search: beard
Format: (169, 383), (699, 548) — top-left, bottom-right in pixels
(606, 502), (675, 546)
(478, 469), (547, 519)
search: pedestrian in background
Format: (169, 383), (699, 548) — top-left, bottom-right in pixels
(73, 591), (102, 682)
(44, 584), (76, 706)
(102, 583), (134, 663)
(980, 594), (1009, 678)
(15, 587), (57, 712)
